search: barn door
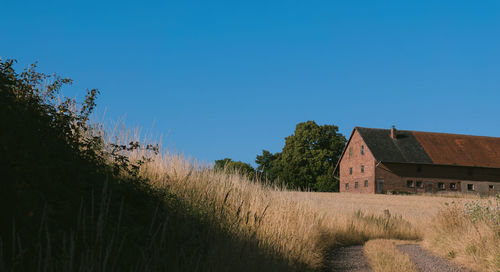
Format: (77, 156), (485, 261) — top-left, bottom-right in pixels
(425, 182), (433, 193)
(376, 180), (384, 194)
(488, 185), (495, 196)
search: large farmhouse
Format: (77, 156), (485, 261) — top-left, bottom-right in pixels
(335, 126), (500, 195)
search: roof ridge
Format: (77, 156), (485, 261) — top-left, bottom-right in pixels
(356, 127), (500, 139)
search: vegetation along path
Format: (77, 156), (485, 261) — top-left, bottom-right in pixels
(397, 244), (472, 272)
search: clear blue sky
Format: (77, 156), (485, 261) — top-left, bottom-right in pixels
(2, 1), (499, 165)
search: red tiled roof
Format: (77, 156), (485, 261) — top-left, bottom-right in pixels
(413, 131), (500, 168)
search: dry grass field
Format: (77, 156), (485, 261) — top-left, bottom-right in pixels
(277, 191), (498, 271)
(281, 191), (483, 225)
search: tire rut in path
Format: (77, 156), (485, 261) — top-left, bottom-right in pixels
(324, 245), (372, 272)
(397, 244), (472, 272)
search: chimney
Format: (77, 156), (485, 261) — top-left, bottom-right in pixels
(390, 125), (397, 139)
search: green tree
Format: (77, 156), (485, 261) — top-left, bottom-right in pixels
(255, 121), (345, 191)
(214, 158), (256, 180)
(255, 150), (282, 183)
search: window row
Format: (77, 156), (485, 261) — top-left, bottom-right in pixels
(345, 180), (369, 189)
(348, 145), (365, 157)
(406, 181), (495, 192)
(406, 180), (457, 190)
(349, 165), (364, 174)
(467, 184), (494, 191)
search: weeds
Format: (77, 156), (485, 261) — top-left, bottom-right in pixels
(425, 196), (499, 271)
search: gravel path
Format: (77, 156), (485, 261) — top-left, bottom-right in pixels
(324, 245), (372, 272)
(397, 244), (472, 272)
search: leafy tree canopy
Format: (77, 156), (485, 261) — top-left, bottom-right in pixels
(214, 158), (256, 180)
(255, 150), (282, 183)
(255, 121), (346, 191)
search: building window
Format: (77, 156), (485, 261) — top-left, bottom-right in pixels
(416, 166), (422, 173)
(450, 183), (456, 190)
(361, 165), (364, 173)
(349, 168), (352, 175)
(361, 145), (364, 155)
(489, 185), (494, 189)
(349, 147), (353, 157)
(364, 180), (368, 187)
(407, 180), (414, 188)
(416, 180), (423, 188)
(438, 183), (445, 190)
(355, 182), (359, 188)
(345, 183), (349, 189)
(467, 184), (474, 191)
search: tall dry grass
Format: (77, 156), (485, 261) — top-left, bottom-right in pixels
(117, 137), (419, 269)
(364, 239), (418, 272)
(423, 198), (500, 272)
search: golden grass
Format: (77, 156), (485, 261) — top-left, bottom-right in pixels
(126, 149), (418, 269)
(285, 191), (487, 225)
(364, 239), (418, 272)
(423, 200), (500, 272)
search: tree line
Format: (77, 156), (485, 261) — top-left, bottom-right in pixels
(214, 121), (346, 192)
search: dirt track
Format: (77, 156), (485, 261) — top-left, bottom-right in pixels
(398, 244), (472, 272)
(325, 244), (472, 272)
(325, 245), (372, 272)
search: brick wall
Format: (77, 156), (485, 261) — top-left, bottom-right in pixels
(375, 164), (464, 193)
(378, 162), (500, 182)
(340, 129), (375, 193)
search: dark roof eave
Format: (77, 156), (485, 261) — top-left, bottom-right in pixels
(377, 160), (500, 170)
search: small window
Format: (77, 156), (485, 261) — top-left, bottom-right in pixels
(489, 185), (494, 189)
(407, 180), (414, 188)
(438, 183), (445, 190)
(416, 180), (423, 188)
(450, 183), (456, 190)
(361, 165), (364, 173)
(349, 147), (353, 157)
(364, 180), (368, 187)
(467, 184), (474, 191)
(345, 183), (349, 189)
(355, 182), (359, 188)
(361, 145), (365, 155)
(349, 168), (352, 175)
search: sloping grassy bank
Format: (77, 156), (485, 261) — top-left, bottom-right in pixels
(0, 60), (299, 271)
